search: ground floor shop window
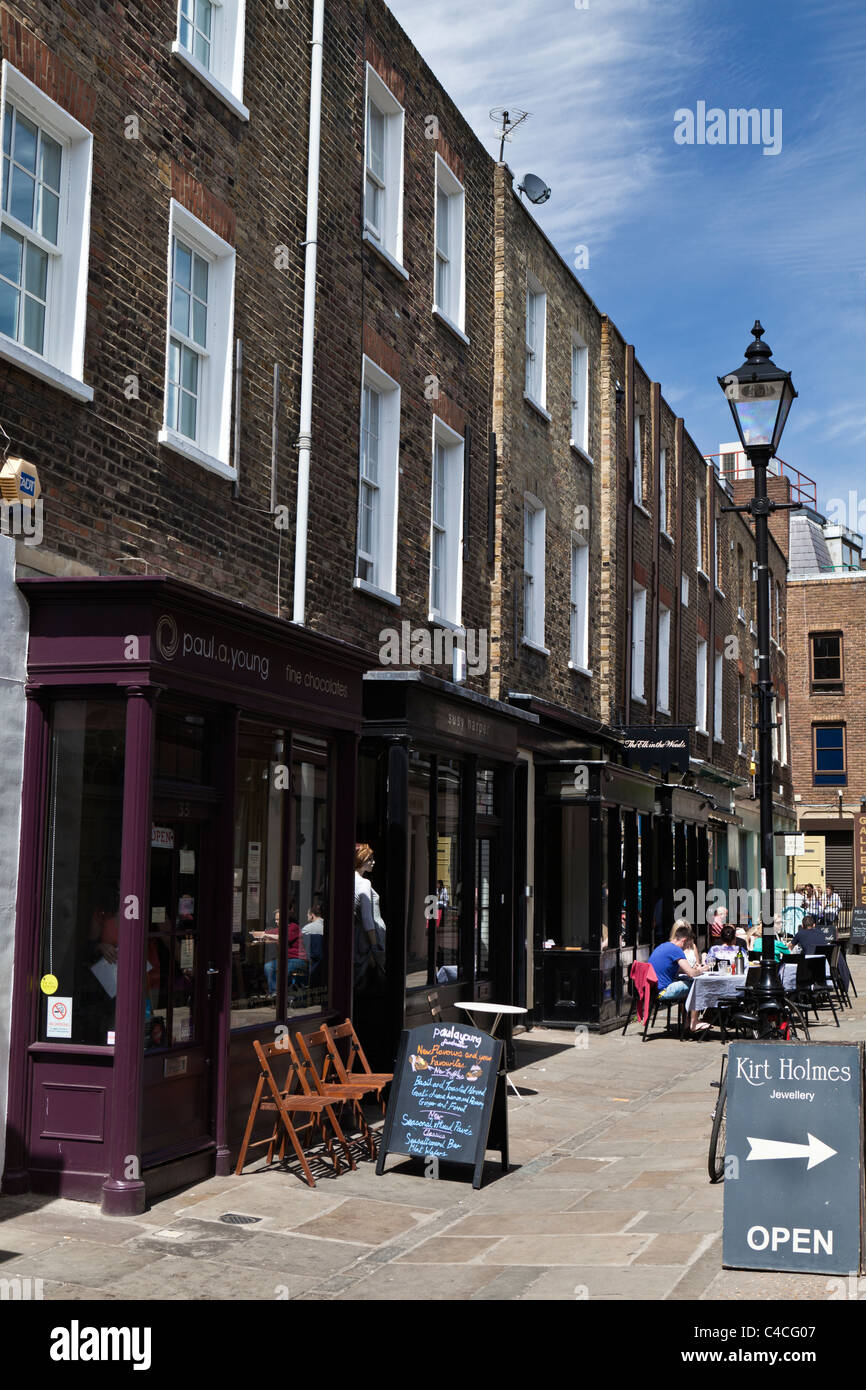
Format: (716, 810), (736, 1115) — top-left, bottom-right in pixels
(288, 735), (332, 1016)
(231, 720), (286, 1028)
(39, 700), (125, 1046)
(435, 757), (463, 981)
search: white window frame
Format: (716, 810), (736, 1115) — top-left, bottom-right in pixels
(779, 695), (787, 765)
(171, 0), (249, 122)
(523, 494), (547, 653)
(633, 413), (643, 505)
(771, 695), (779, 764)
(569, 531), (589, 671)
(696, 636), (708, 733)
(0, 62), (93, 401)
(432, 155), (465, 338)
(659, 446), (667, 532)
(737, 673), (746, 755)
(354, 354), (400, 603)
(657, 604), (671, 712)
(570, 333), (589, 454)
(714, 650), (723, 742)
(158, 198), (236, 479)
(524, 275), (547, 411)
(428, 415), (464, 627)
(363, 65), (405, 271)
(631, 582), (646, 701)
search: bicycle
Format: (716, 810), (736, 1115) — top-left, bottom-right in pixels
(706, 996), (811, 1183)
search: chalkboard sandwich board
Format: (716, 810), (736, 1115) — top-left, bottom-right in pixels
(851, 907), (866, 946)
(376, 1022), (507, 1189)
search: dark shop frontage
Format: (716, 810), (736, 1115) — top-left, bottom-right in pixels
(3, 576), (369, 1215)
(354, 671), (537, 1070)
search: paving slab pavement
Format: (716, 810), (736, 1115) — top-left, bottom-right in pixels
(2, 955), (865, 1304)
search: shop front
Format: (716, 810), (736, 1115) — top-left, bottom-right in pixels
(353, 672), (536, 1069)
(3, 577), (368, 1214)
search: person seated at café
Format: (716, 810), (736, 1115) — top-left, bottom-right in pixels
(748, 917), (787, 960)
(669, 918), (700, 966)
(705, 924), (740, 966)
(649, 924), (708, 1033)
(708, 904), (728, 940)
(790, 913), (830, 957)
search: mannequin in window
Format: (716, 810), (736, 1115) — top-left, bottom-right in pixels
(354, 843), (386, 992)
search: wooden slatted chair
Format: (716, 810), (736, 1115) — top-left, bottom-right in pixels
(294, 1028), (378, 1159)
(234, 1037), (355, 1187)
(320, 1019), (393, 1114)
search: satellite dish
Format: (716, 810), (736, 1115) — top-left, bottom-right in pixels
(519, 173), (551, 205)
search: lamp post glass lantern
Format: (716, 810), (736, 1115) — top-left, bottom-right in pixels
(718, 323), (796, 1004)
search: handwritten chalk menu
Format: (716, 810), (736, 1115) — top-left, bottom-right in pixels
(851, 908), (866, 946)
(376, 1022), (507, 1189)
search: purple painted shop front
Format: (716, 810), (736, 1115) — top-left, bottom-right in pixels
(3, 577), (368, 1215)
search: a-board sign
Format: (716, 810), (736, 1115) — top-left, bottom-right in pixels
(376, 1021), (507, 1188)
(723, 1041), (864, 1275)
(850, 907), (866, 945)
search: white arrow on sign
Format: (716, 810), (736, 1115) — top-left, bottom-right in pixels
(746, 1133), (837, 1170)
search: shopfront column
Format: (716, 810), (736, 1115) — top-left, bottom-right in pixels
(101, 686), (155, 1216)
(382, 738), (409, 1057)
(2, 688), (49, 1195)
(623, 810), (639, 948)
(213, 706), (239, 1178)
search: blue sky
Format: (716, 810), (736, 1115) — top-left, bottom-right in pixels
(388, 0), (866, 528)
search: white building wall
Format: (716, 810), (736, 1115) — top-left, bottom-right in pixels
(0, 536), (28, 1180)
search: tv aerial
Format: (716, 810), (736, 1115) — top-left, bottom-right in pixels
(489, 107), (530, 162)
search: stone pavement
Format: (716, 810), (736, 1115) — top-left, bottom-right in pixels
(2, 958), (865, 1302)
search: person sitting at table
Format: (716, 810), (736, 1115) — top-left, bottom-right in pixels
(669, 918), (700, 966)
(648, 924), (708, 1033)
(749, 917), (787, 960)
(708, 904), (728, 940)
(790, 913), (830, 957)
(705, 924), (739, 966)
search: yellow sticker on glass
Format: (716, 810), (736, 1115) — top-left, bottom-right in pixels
(40, 974), (59, 995)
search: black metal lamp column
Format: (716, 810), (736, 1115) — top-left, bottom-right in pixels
(718, 322), (797, 1008)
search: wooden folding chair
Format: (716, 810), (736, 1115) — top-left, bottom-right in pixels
(294, 1028), (379, 1159)
(234, 1037), (355, 1187)
(321, 1018), (393, 1112)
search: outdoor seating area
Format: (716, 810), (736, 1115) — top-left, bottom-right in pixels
(235, 1020), (392, 1188)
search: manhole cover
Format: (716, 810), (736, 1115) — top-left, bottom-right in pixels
(219, 1212), (262, 1225)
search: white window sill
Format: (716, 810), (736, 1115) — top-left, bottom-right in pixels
(714, 735), (724, 745)
(697, 568), (710, 584)
(657, 705), (671, 716)
(158, 428), (236, 480)
(522, 637), (550, 657)
(428, 612), (464, 633)
(523, 393), (551, 424)
(660, 530), (675, 547)
(750, 623), (758, 637)
(362, 231), (409, 281)
(0, 338), (93, 403)
(432, 306), (469, 346)
(738, 612), (746, 626)
(170, 43), (250, 122)
(569, 441), (594, 467)
(569, 662), (593, 677)
(631, 694), (646, 706)
(715, 587), (726, 599)
(695, 727), (709, 737)
(354, 576), (401, 607)
(634, 501), (652, 519)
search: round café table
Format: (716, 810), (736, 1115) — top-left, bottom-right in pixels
(455, 1001), (527, 1098)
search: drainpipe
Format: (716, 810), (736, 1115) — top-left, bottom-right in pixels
(292, 0), (325, 626)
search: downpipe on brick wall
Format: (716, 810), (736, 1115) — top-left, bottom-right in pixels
(292, 0), (325, 626)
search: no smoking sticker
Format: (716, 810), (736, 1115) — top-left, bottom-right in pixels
(46, 996), (72, 1039)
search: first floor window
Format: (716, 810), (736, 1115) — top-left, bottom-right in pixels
(364, 65), (404, 263)
(571, 334), (588, 451)
(657, 605), (670, 710)
(631, 582), (646, 699)
(173, 0), (248, 117)
(159, 200), (236, 476)
(696, 637), (708, 731)
(429, 419), (464, 624)
(810, 631), (842, 690)
(813, 724), (846, 786)
(523, 497), (545, 646)
(525, 278), (546, 406)
(714, 651), (723, 740)
(179, 0), (214, 68)
(356, 356), (400, 597)
(570, 532), (589, 668)
(434, 156), (465, 330)
(0, 64), (93, 394)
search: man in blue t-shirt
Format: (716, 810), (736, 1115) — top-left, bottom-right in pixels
(648, 925), (708, 1033)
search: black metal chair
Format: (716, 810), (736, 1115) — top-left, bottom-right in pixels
(827, 943), (851, 1009)
(622, 968), (685, 1041)
(792, 954), (840, 1028)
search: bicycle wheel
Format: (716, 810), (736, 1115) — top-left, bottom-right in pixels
(707, 1075), (727, 1183)
(783, 1000), (811, 1041)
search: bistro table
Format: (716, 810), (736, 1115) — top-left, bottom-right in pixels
(684, 972), (747, 1015)
(455, 1001), (527, 1098)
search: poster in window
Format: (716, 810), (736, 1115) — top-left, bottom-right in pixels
(248, 842), (262, 884)
(246, 883), (261, 920)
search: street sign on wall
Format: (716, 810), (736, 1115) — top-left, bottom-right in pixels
(723, 1041), (864, 1275)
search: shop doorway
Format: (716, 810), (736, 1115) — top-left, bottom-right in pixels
(142, 804), (219, 1162)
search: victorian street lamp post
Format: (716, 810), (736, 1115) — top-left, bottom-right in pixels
(718, 322), (798, 1009)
